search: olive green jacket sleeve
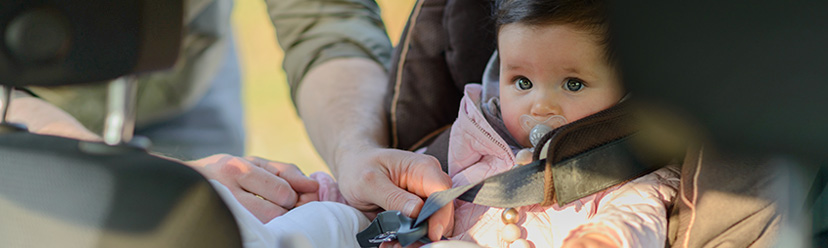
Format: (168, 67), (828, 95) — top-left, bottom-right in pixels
(266, 0), (393, 105)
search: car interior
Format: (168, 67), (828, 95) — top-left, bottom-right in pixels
(0, 0), (825, 247)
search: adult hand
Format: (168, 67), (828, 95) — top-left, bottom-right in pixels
(7, 94), (101, 142)
(186, 154), (319, 223)
(244, 156), (320, 207)
(336, 147), (454, 244)
(295, 58), (453, 242)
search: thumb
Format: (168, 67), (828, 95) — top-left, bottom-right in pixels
(412, 163), (454, 241)
(368, 177), (424, 218)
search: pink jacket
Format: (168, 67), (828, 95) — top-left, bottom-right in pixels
(448, 84), (680, 248)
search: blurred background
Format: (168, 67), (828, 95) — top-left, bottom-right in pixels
(232, 0), (416, 174)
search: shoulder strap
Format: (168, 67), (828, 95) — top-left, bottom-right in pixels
(537, 101), (675, 205)
(416, 102), (676, 225)
(415, 134), (655, 226)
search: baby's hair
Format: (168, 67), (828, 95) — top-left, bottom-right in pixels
(495, 0), (614, 64)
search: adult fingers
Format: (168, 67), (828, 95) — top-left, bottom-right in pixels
(295, 192), (319, 207)
(245, 156), (319, 193)
(360, 169), (424, 218)
(379, 152), (449, 198)
(186, 153), (235, 168)
(271, 162), (319, 193)
(197, 156), (294, 222)
(244, 156), (281, 175)
(386, 152), (453, 241)
(195, 155), (246, 187)
(235, 192), (289, 223)
(236, 159), (299, 209)
(406, 157), (453, 241)
(426, 202), (453, 242)
(413, 159), (452, 197)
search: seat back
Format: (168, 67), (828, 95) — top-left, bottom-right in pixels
(0, 132), (242, 247)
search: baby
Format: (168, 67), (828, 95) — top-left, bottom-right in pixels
(445, 0), (679, 247)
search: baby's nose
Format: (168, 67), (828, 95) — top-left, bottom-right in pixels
(530, 101), (560, 117)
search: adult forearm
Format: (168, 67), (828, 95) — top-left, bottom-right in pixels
(5, 91), (100, 141)
(295, 58), (454, 241)
(295, 57), (389, 177)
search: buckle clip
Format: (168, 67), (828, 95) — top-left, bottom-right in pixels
(356, 210), (429, 247)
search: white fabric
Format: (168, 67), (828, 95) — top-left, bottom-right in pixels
(209, 180), (370, 248)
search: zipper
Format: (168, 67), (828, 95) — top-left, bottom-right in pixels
(464, 110), (514, 163)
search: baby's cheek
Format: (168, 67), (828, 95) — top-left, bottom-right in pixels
(564, 107), (597, 124)
(568, 98), (617, 121)
(500, 104), (531, 146)
(504, 120), (529, 146)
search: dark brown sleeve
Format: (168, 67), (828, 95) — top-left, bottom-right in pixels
(385, 0), (496, 151)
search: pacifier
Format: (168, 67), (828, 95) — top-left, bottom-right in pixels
(520, 114), (567, 147)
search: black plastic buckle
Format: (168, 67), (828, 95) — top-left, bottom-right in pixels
(356, 210), (429, 247)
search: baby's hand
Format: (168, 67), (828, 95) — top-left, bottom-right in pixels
(561, 233), (619, 248)
(308, 171), (347, 205)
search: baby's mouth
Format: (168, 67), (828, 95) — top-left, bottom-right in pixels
(520, 115), (567, 147)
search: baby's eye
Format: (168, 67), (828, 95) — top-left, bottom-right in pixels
(564, 78), (585, 92)
(514, 77), (533, 90)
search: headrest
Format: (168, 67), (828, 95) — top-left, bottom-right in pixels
(0, 0), (182, 87)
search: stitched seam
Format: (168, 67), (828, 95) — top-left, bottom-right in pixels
(407, 124), (452, 151)
(465, 109), (512, 161)
(390, 0), (425, 148)
(680, 147), (703, 248)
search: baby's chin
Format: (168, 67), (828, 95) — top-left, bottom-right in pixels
(505, 124), (534, 148)
(515, 135), (533, 148)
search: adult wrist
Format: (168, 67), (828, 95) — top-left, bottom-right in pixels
(330, 137), (386, 177)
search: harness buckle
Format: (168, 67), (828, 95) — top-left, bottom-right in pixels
(356, 210), (430, 247)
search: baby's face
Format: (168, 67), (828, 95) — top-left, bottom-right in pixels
(498, 23), (623, 147)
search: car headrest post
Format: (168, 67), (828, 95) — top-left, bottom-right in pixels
(103, 76), (137, 145)
(0, 85), (10, 124)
